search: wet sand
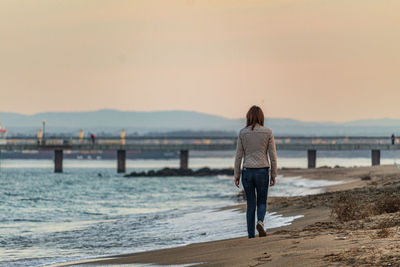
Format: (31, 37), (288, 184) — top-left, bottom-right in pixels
(66, 165), (400, 266)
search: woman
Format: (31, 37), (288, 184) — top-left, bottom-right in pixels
(234, 105), (277, 238)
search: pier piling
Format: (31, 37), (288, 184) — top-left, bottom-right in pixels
(117, 150), (126, 173)
(180, 150), (189, 170)
(371, 150), (381, 166)
(307, 149), (316, 169)
(54, 150), (63, 173)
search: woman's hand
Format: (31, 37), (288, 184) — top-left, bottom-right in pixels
(234, 177), (240, 188)
(270, 176), (276, 187)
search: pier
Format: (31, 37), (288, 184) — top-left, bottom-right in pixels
(0, 136), (399, 173)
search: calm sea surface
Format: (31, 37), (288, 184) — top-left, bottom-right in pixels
(0, 156), (391, 266)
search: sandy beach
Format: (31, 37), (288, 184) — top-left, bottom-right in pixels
(66, 165), (400, 266)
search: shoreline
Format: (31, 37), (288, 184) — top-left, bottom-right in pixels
(55, 165), (400, 266)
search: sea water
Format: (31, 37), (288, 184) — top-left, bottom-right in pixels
(0, 157), (358, 267)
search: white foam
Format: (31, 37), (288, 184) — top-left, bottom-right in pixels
(269, 175), (344, 197)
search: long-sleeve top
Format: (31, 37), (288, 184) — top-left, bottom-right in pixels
(234, 125), (277, 179)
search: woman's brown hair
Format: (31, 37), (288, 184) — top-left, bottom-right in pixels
(246, 105), (264, 130)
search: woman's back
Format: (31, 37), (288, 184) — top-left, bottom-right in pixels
(234, 124), (277, 180)
(239, 125), (270, 166)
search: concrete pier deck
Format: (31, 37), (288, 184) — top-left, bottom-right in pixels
(1, 136), (398, 172)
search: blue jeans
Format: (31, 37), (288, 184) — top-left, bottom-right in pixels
(242, 167), (270, 238)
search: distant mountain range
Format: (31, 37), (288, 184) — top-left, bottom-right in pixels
(1, 109), (400, 136)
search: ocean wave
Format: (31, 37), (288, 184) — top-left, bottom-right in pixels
(0, 164), (333, 267)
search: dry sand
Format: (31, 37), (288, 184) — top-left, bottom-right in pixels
(67, 165), (400, 267)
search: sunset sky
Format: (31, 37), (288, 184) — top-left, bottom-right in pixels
(1, 0), (399, 122)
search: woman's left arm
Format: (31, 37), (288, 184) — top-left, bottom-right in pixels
(268, 129), (277, 186)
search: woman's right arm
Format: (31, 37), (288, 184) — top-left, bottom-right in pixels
(234, 135), (244, 186)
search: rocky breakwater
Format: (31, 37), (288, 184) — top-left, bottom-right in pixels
(124, 167), (234, 177)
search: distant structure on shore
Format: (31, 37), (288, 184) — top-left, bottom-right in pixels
(0, 122), (7, 144)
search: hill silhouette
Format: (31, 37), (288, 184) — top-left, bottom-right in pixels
(1, 109), (400, 136)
